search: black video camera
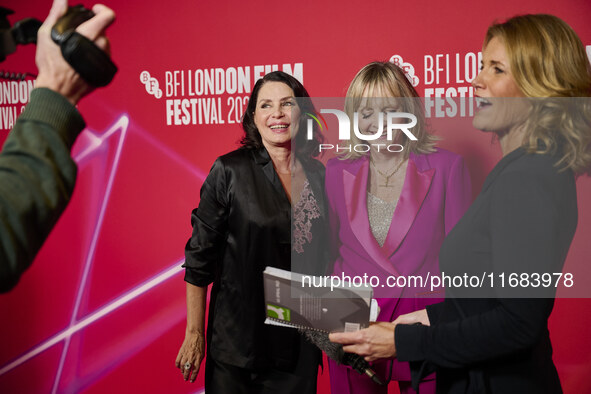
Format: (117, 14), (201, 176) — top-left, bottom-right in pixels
(0, 5), (116, 87)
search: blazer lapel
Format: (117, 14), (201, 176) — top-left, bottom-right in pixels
(343, 157), (400, 276)
(382, 155), (434, 258)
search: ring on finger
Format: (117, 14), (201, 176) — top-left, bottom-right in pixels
(184, 362), (191, 370)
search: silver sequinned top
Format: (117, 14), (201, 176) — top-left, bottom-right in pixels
(367, 192), (397, 247)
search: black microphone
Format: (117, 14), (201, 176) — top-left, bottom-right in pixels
(299, 329), (386, 386)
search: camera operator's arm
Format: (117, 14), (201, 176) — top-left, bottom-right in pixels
(0, 0), (115, 292)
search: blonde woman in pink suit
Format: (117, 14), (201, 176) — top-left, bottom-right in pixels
(326, 62), (472, 394)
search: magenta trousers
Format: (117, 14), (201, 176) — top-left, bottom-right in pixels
(328, 358), (435, 394)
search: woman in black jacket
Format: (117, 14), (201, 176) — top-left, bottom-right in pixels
(330, 14), (591, 394)
(175, 71), (327, 393)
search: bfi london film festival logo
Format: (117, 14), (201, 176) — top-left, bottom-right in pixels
(306, 110), (418, 153)
(140, 71), (163, 99)
(389, 55), (419, 87)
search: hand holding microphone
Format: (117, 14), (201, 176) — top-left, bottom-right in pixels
(328, 321), (398, 362)
(300, 329), (386, 386)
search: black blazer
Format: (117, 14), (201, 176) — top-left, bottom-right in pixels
(183, 147), (328, 370)
(396, 148), (577, 394)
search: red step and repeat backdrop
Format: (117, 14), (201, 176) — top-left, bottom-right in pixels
(1, 0), (590, 393)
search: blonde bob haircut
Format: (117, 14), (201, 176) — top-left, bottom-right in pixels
(339, 61), (437, 160)
(485, 14), (591, 174)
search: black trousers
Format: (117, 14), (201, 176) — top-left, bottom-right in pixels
(204, 356), (318, 394)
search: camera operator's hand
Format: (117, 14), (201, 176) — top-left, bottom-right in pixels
(35, 0), (115, 105)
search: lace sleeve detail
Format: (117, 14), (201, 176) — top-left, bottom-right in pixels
(292, 180), (321, 254)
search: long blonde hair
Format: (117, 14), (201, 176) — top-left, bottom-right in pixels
(485, 14), (591, 174)
(339, 61), (437, 160)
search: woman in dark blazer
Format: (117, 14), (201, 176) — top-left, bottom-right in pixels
(174, 71), (328, 393)
(330, 14), (591, 394)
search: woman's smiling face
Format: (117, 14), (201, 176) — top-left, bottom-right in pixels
(254, 81), (300, 149)
(472, 36), (529, 134)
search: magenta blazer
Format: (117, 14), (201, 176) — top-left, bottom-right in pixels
(326, 148), (472, 382)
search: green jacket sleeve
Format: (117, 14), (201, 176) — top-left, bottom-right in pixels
(0, 88), (85, 292)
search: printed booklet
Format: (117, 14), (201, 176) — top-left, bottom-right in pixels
(263, 266), (378, 332)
